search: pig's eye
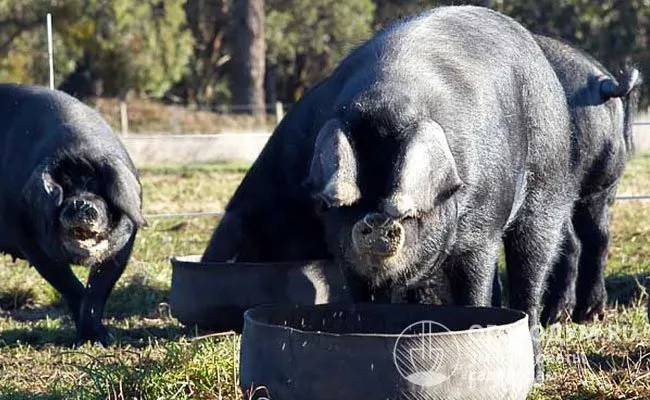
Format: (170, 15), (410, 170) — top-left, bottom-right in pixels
(84, 178), (100, 192)
(59, 174), (73, 187)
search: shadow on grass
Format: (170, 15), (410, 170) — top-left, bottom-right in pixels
(494, 270), (649, 307)
(0, 323), (76, 346)
(0, 392), (63, 400)
(0, 322), (186, 348)
(1, 305), (69, 322)
(0, 277), (183, 348)
(104, 278), (171, 318)
(2, 277), (171, 321)
(585, 345), (650, 372)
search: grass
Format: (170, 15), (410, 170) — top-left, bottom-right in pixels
(0, 154), (649, 399)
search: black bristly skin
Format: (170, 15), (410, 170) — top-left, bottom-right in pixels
(202, 6), (580, 382)
(528, 35), (641, 326)
(0, 83), (146, 346)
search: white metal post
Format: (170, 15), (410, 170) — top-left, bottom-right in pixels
(275, 101), (284, 125)
(47, 13), (54, 90)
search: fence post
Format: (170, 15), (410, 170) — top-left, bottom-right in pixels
(46, 13), (54, 90)
(275, 101), (284, 126)
(120, 100), (129, 136)
(170, 105), (180, 134)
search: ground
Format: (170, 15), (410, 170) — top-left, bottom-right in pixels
(0, 156), (648, 400)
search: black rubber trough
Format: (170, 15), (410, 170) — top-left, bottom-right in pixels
(240, 303), (535, 400)
(169, 255), (352, 332)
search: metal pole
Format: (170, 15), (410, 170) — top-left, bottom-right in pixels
(47, 13), (54, 90)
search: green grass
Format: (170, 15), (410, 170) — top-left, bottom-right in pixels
(1, 155), (649, 399)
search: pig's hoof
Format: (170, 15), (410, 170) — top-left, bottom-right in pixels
(572, 287), (606, 324)
(573, 301), (605, 324)
(541, 303), (574, 326)
(75, 325), (114, 348)
(541, 292), (575, 326)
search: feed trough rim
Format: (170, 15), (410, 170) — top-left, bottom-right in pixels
(170, 255), (337, 269)
(243, 303), (529, 339)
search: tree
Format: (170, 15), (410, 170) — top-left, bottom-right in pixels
(0, 0), (194, 99)
(0, 0), (86, 86)
(373, 0), (493, 28)
(266, 0), (375, 102)
(169, 0), (232, 106)
(373, 0), (436, 27)
(85, 0), (195, 98)
(230, 0), (266, 116)
(496, 0), (650, 108)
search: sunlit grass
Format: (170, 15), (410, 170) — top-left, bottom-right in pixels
(0, 155), (648, 399)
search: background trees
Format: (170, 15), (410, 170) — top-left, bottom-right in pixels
(0, 0), (649, 110)
(230, 0), (265, 116)
(265, 0), (375, 102)
(0, 0), (194, 99)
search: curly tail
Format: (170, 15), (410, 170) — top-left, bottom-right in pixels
(600, 66), (643, 156)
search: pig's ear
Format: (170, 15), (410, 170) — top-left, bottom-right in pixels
(304, 118), (361, 208)
(22, 162), (64, 210)
(385, 120), (463, 216)
(101, 159), (148, 228)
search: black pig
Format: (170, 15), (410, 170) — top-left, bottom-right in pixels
(533, 35), (641, 325)
(203, 6), (578, 381)
(0, 84), (146, 344)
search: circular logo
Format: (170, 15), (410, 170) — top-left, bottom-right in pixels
(392, 320), (460, 388)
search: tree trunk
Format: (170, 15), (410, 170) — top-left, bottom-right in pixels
(230, 0), (266, 117)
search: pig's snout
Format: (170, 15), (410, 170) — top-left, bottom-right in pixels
(59, 196), (109, 237)
(352, 213), (405, 258)
(62, 199), (99, 225)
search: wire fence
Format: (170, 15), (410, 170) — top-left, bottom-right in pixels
(94, 99), (290, 135)
(138, 120), (650, 220)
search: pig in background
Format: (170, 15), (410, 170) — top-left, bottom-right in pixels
(537, 35), (641, 325)
(491, 35), (642, 327)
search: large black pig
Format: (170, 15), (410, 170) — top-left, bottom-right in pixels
(532, 35), (642, 325)
(203, 6), (577, 380)
(0, 84), (146, 344)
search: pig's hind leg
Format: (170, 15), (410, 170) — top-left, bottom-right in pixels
(503, 196), (572, 382)
(541, 219), (581, 325)
(572, 187), (616, 323)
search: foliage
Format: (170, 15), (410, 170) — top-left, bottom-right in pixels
(265, 0), (375, 101)
(81, 0), (195, 97)
(1, 0), (650, 111)
(0, 0), (85, 86)
(496, 0), (650, 108)
(0, 0), (194, 98)
(171, 0), (233, 106)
